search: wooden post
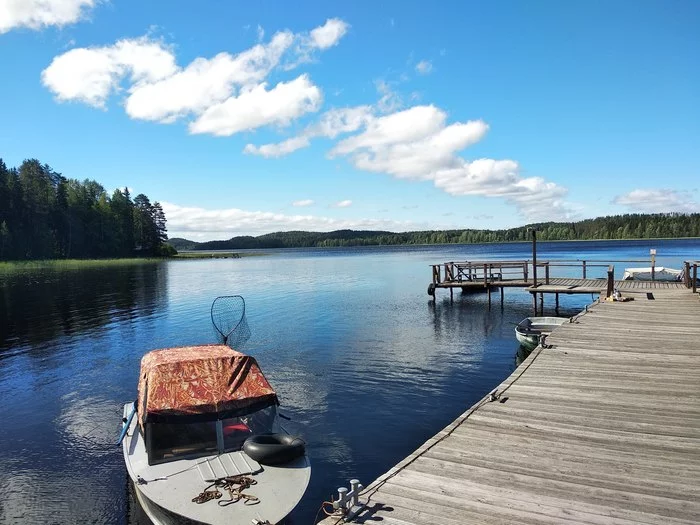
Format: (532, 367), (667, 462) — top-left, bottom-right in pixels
(531, 229), (538, 287)
(582, 260), (587, 279)
(450, 286), (453, 302)
(500, 286), (504, 309)
(650, 249), (656, 281)
(555, 293), (559, 315)
(539, 293), (544, 315)
(606, 265), (615, 298)
(483, 264), (488, 286)
(693, 264), (698, 294)
(684, 261), (690, 288)
(524, 261), (528, 282)
(545, 263), (550, 285)
(487, 287), (492, 309)
(532, 292), (537, 314)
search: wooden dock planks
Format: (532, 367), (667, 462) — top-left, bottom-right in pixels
(318, 288), (700, 524)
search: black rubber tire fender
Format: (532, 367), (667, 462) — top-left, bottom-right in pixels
(243, 433), (306, 466)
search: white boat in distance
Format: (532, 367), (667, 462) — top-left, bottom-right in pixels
(515, 317), (569, 350)
(120, 344), (310, 525)
(622, 266), (682, 281)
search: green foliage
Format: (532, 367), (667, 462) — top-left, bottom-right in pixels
(0, 157), (170, 261)
(178, 214), (700, 250)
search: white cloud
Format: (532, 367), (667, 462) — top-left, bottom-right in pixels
(613, 189), (698, 213)
(0, 0), (96, 33)
(244, 135), (312, 158)
(375, 79), (402, 114)
(309, 18), (349, 49)
(256, 24), (265, 42)
(162, 201), (420, 240)
(292, 199), (314, 207)
(327, 105), (573, 220)
(333, 200), (352, 208)
(415, 60), (433, 75)
(244, 105), (373, 157)
(41, 36), (177, 108)
(189, 74), (322, 136)
(125, 32), (294, 122)
(42, 19), (349, 135)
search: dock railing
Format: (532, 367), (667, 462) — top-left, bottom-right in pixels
(431, 259), (624, 287)
(683, 261), (699, 293)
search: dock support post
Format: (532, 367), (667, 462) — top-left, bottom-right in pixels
(450, 287), (453, 302)
(500, 287), (504, 309)
(532, 292), (537, 314)
(555, 293), (559, 315)
(531, 229), (538, 287)
(606, 265), (615, 298)
(693, 264), (698, 294)
(488, 287), (492, 309)
(582, 260), (587, 279)
(539, 293), (544, 315)
(684, 261), (690, 288)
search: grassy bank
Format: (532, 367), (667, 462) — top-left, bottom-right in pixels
(0, 258), (166, 274)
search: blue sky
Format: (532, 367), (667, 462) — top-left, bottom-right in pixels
(1, 0), (698, 240)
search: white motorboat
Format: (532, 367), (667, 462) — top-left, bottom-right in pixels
(622, 266), (682, 281)
(120, 344), (310, 525)
(514, 317), (569, 350)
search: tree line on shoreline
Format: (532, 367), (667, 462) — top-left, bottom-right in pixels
(0, 158), (171, 260)
(170, 213), (700, 250)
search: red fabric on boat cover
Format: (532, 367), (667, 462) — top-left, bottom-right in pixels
(137, 345), (277, 431)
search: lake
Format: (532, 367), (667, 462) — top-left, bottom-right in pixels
(1, 239), (699, 524)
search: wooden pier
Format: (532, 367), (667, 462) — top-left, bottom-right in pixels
(428, 259), (699, 314)
(318, 284), (700, 524)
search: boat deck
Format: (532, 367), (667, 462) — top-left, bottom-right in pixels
(318, 288), (700, 524)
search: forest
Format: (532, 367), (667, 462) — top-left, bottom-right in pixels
(170, 213), (700, 251)
(0, 158), (171, 260)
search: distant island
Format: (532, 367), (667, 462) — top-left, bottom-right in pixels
(170, 213), (700, 250)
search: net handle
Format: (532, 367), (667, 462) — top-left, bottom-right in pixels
(211, 295), (246, 344)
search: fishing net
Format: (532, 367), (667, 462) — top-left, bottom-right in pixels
(211, 295), (251, 350)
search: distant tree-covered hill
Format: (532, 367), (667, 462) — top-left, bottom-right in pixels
(170, 213), (700, 250)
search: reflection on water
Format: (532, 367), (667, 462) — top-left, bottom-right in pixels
(0, 262), (168, 353)
(0, 239), (699, 524)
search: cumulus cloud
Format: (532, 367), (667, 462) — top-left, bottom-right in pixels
(309, 18), (349, 49)
(189, 74), (322, 136)
(245, 105), (372, 157)
(613, 189), (698, 213)
(0, 0), (96, 33)
(125, 32), (293, 122)
(41, 19), (349, 135)
(41, 36), (177, 108)
(333, 200), (352, 208)
(292, 199), (314, 207)
(162, 201), (420, 240)
(415, 60), (433, 75)
(327, 105), (573, 220)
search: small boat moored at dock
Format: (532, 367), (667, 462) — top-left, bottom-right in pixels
(514, 316), (569, 350)
(622, 266), (682, 281)
(120, 344), (310, 525)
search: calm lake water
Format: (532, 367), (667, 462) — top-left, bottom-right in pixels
(1, 239), (699, 524)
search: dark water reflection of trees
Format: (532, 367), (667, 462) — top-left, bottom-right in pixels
(0, 262), (168, 351)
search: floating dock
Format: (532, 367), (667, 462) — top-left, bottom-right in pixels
(318, 284), (700, 524)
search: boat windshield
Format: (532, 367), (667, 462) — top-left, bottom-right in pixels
(148, 421), (218, 463)
(223, 405), (278, 451)
(147, 406), (279, 463)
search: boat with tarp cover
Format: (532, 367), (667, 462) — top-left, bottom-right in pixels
(120, 344), (310, 525)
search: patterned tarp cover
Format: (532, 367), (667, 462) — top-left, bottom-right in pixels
(137, 345), (277, 430)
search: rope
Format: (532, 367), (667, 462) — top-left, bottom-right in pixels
(192, 475), (259, 506)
